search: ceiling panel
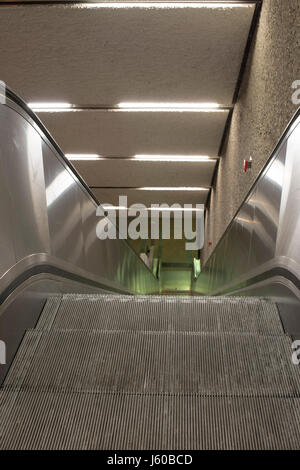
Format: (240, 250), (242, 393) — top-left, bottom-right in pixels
(92, 188), (209, 207)
(38, 110), (229, 155)
(73, 159), (216, 187)
(0, 3), (255, 103)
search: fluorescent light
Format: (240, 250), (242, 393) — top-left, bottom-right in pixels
(118, 102), (220, 109)
(102, 205), (128, 210)
(27, 101), (228, 113)
(84, 3), (252, 9)
(28, 102), (72, 112)
(138, 187), (209, 191)
(66, 153), (217, 161)
(117, 102), (225, 112)
(66, 154), (102, 160)
(100, 206), (202, 212)
(116, 108), (226, 113)
(134, 154), (216, 162)
(147, 207), (203, 211)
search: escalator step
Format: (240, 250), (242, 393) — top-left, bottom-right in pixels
(35, 296), (62, 330)
(4, 330), (300, 396)
(0, 390), (299, 449)
(37, 295), (284, 335)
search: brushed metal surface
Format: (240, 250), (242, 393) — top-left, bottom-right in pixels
(276, 123), (300, 270)
(7, 329), (298, 395)
(0, 92), (159, 382)
(43, 147), (86, 269)
(195, 112), (300, 299)
(40, 294), (283, 335)
(0, 106), (50, 261)
(0, 150), (16, 275)
(1, 294), (300, 450)
(0, 94), (159, 297)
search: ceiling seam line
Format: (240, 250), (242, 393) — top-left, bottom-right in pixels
(0, 1), (263, 7)
(89, 186), (212, 189)
(32, 106), (233, 112)
(68, 157), (221, 160)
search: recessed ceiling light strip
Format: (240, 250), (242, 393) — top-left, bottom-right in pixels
(139, 187), (209, 191)
(133, 155), (218, 162)
(118, 102), (221, 108)
(66, 154), (102, 160)
(66, 154), (219, 162)
(3, 2), (257, 9)
(28, 102), (232, 112)
(101, 206), (203, 212)
(90, 186), (210, 191)
(82, 2), (255, 8)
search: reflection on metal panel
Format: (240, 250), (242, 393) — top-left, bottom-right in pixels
(251, 147), (286, 266)
(0, 146), (16, 274)
(276, 124), (300, 268)
(0, 107), (50, 261)
(0, 94), (159, 297)
(194, 114), (300, 296)
(43, 148), (85, 269)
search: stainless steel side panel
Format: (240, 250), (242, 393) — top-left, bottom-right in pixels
(0, 149), (16, 275)
(0, 95), (159, 297)
(194, 113), (300, 296)
(1, 107), (50, 261)
(43, 146), (85, 270)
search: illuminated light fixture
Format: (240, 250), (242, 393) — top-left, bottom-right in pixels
(146, 207), (203, 211)
(138, 187), (209, 191)
(100, 206), (203, 212)
(116, 108), (226, 112)
(102, 205), (128, 210)
(117, 102), (226, 112)
(28, 102), (72, 112)
(66, 154), (102, 160)
(118, 102), (220, 108)
(134, 154), (216, 162)
(27, 102), (229, 113)
(83, 3), (252, 9)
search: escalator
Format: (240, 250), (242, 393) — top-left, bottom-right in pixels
(1, 88), (300, 449)
(1, 294), (300, 450)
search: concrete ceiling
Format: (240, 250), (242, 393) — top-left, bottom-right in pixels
(0, 1), (256, 212)
(0, 3), (255, 103)
(38, 110), (229, 156)
(92, 187), (210, 207)
(72, 158), (216, 187)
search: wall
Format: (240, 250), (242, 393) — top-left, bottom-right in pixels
(203, 0), (300, 265)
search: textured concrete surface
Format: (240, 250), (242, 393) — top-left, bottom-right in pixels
(92, 187), (209, 206)
(0, 3), (254, 103)
(203, 0), (300, 264)
(38, 109), (229, 156)
(73, 158), (216, 187)
(0, 2), (255, 213)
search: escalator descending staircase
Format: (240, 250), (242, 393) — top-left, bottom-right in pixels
(0, 294), (300, 449)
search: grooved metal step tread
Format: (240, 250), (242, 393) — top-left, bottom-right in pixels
(35, 296), (62, 330)
(37, 295), (283, 335)
(4, 330), (300, 396)
(0, 390), (299, 450)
